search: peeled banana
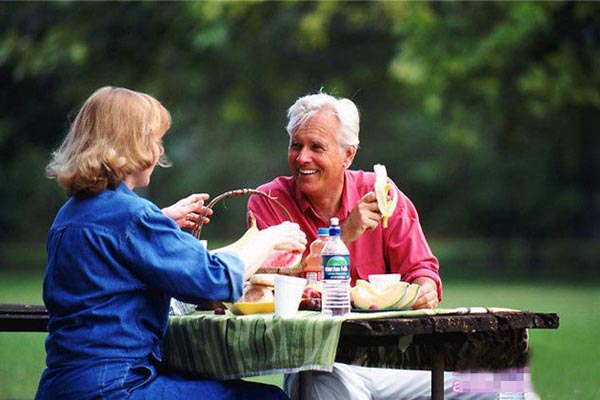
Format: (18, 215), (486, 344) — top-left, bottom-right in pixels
(374, 164), (398, 228)
(212, 212), (259, 254)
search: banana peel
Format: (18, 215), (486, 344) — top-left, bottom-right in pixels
(374, 164), (398, 228)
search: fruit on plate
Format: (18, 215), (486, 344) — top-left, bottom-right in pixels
(355, 279), (409, 294)
(212, 213), (259, 254)
(299, 283), (322, 311)
(391, 283), (420, 309)
(374, 164), (398, 228)
(350, 280), (419, 310)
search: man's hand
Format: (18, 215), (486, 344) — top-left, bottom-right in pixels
(162, 193), (213, 229)
(411, 277), (439, 309)
(340, 191), (382, 244)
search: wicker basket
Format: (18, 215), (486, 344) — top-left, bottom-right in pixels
(191, 188), (302, 276)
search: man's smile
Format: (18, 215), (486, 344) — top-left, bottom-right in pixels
(298, 169), (318, 176)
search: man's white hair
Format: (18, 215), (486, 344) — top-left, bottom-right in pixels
(286, 92), (360, 149)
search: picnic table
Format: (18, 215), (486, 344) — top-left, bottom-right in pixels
(162, 307), (558, 400)
(0, 304), (559, 400)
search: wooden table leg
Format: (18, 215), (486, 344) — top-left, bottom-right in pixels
(298, 370), (313, 400)
(431, 344), (445, 400)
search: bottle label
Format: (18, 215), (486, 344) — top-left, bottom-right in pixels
(322, 255), (350, 280)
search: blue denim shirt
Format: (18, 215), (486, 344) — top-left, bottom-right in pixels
(42, 183), (244, 369)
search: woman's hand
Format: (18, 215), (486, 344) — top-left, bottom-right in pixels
(161, 193), (213, 229)
(258, 221), (307, 253)
(239, 222), (307, 279)
(411, 277), (440, 309)
(340, 191), (381, 244)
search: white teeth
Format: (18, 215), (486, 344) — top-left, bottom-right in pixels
(299, 169), (317, 175)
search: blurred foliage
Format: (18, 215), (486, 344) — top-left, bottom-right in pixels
(0, 2), (598, 253)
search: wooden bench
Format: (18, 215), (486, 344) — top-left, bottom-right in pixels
(1, 304), (560, 400)
(0, 304), (49, 332)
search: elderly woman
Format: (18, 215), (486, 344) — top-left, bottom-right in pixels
(248, 92), (536, 399)
(35, 86), (306, 400)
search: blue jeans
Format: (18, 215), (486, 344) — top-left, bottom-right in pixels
(35, 358), (288, 400)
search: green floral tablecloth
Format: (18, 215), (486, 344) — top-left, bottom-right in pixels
(161, 307), (519, 379)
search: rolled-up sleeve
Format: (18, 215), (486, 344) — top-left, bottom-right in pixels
(120, 206), (245, 303)
(385, 193), (443, 301)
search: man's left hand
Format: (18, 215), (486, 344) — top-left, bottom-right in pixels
(411, 277), (439, 309)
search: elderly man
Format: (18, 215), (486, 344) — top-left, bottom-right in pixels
(249, 93), (441, 304)
(248, 92), (538, 399)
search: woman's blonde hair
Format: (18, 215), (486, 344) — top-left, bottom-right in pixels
(47, 86), (172, 196)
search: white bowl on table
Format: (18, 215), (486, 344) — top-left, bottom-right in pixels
(368, 274), (401, 290)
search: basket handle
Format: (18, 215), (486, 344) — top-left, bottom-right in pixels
(191, 188), (293, 239)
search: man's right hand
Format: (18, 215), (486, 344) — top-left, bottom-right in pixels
(340, 191), (382, 243)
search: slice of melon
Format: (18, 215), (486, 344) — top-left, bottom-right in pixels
(261, 250), (302, 269)
(256, 250), (303, 275)
(356, 279), (408, 294)
(351, 282), (407, 310)
(354, 279), (378, 295)
(391, 284), (420, 309)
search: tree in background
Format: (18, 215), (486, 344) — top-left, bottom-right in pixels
(0, 2), (597, 269)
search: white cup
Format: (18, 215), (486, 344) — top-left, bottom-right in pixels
(368, 274), (401, 290)
(274, 275), (307, 318)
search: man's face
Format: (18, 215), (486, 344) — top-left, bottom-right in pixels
(288, 110), (354, 199)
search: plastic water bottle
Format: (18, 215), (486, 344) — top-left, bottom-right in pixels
(302, 227), (329, 285)
(321, 218), (351, 316)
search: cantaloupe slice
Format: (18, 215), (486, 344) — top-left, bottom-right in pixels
(356, 279), (408, 292)
(391, 284), (420, 309)
(354, 279), (378, 295)
(351, 281), (407, 310)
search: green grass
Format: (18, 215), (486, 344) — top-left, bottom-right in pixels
(441, 281), (600, 400)
(1, 272), (598, 399)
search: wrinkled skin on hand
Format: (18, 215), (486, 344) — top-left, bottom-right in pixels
(340, 191), (381, 244)
(162, 193), (213, 229)
(411, 277), (439, 309)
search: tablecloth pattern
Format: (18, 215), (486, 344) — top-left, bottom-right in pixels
(162, 311), (342, 379)
(161, 307), (524, 379)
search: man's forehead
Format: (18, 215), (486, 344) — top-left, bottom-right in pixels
(297, 109), (339, 135)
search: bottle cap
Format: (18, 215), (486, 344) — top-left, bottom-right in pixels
(329, 220), (341, 236)
(317, 227), (330, 236)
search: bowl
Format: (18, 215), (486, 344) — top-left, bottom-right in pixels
(223, 301), (275, 315)
(368, 274), (401, 289)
